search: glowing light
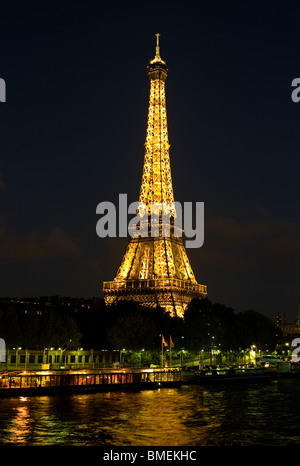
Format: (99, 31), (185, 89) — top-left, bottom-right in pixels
(103, 35), (207, 317)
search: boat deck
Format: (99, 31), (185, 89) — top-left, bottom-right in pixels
(182, 367), (274, 384)
(0, 368), (182, 397)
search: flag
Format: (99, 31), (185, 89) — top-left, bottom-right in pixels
(170, 336), (174, 348)
(162, 336), (168, 347)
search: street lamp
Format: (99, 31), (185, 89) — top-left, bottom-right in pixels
(180, 348), (185, 366)
(140, 349), (145, 367)
(14, 347), (21, 369)
(209, 336), (215, 365)
(120, 349), (125, 367)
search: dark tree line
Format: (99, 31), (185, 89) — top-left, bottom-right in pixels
(0, 298), (281, 353)
(0, 305), (82, 349)
(183, 299), (280, 352)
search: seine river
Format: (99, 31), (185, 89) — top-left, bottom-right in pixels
(0, 378), (300, 446)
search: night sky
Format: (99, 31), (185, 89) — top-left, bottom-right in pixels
(1, 1), (300, 322)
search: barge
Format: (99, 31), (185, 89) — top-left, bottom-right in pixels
(0, 367), (182, 397)
(182, 367), (273, 384)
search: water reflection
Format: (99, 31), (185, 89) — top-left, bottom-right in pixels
(5, 398), (32, 444)
(1, 380), (300, 445)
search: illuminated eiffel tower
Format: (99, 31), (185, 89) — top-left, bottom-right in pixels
(103, 35), (207, 317)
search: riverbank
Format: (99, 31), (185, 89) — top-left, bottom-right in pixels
(1, 363), (300, 397)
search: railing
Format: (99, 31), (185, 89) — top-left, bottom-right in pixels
(103, 278), (207, 294)
(0, 368), (182, 391)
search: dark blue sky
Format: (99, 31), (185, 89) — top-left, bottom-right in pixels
(0, 1), (299, 321)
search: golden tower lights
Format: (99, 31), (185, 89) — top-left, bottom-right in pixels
(103, 35), (207, 317)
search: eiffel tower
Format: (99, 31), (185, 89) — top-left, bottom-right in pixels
(103, 34), (207, 318)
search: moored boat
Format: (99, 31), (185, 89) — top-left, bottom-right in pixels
(0, 367), (182, 397)
(182, 367), (272, 385)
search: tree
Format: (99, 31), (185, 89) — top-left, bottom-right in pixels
(105, 300), (185, 352)
(76, 302), (112, 349)
(107, 311), (156, 351)
(38, 310), (82, 349)
(237, 310), (281, 351)
(0, 306), (22, 347)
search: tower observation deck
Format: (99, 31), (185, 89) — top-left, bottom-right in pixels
(103, 35), (207, 318)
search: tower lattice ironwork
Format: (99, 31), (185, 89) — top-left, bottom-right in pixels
(103, 34), (207, 318)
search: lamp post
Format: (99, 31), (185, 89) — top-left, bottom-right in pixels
(15, 347), (21, 369)
(209, 336), (215, 366)
(120, 349), (125, 368)
(180, 348), (184, 367)
(140, 349), (145, 367)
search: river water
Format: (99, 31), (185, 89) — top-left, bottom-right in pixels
(0, 378), (300, 446)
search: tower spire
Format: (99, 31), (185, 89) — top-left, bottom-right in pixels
(155, 33), (161, 59)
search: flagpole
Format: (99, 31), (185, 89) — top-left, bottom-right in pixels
(170, 336), (172, 368)
(161, 335), (164, 368)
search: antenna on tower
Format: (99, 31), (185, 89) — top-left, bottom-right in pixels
(155, 33), (161, 59)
